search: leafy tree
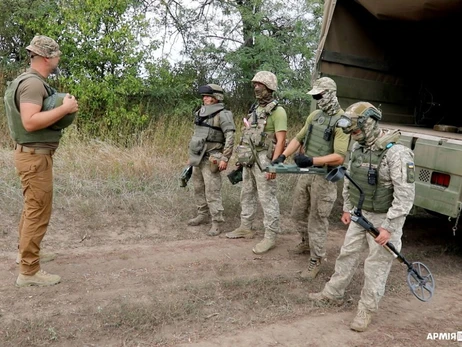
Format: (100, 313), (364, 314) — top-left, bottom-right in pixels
(0, 0), (59, 71)
(152, 0), (323, 117)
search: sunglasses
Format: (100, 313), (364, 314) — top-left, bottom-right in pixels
(312, 91), (326, 100)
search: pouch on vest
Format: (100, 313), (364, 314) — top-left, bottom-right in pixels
(235, 145), (255, 167)
(188, 137), (207, 166)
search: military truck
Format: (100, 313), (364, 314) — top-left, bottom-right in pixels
(312, 0), (462, 231)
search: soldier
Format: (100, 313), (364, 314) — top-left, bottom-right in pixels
(4, 35), (79, 287)
(225, 71), (287, 254)
(308, 102), (415, 332)
(271, 77), (350, 279)
(187, 84), (236, 236)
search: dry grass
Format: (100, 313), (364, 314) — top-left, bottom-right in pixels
(0, 118), (306, 233)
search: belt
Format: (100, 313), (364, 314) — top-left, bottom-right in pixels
(15, 144), (55, 155)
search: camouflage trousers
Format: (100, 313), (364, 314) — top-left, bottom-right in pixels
(191, 158), (224, 222)
(323, 210), (403, 313)
(290, 174), (337, 259)
(240, 151), (280, 234)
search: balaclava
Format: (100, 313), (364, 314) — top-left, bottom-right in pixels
(317, 90), (341, 116)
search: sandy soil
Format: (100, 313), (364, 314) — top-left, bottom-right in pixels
(1, 209), (461, 347)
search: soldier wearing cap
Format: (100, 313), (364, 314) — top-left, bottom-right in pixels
(3, 35), (78, 287)
(309, 102), (415, 332)
(225, 71), (287, 255)
(186, 84), (236, 236)
(271, 77), (350, 279)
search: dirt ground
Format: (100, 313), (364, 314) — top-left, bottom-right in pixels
(1, 207), (461, 347)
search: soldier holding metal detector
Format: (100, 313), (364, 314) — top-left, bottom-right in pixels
(225, 71), (287, 255)
(271, 77), (350, 279)
(185, 84), (236, 236)
(309, 102), (421, 332)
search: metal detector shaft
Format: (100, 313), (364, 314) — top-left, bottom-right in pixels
(265, 164), (327, 174)
(326, 166), (435, 301)
(248, 138), (327, 174)
(351, 214), (422, 276)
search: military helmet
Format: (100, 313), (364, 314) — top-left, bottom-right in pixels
(307, 77), (337, 95)
(337, 101), (382, 134)
(42, 93), (77, 130)
(251, 71), (278, 91)
(199, 83), (224, 101)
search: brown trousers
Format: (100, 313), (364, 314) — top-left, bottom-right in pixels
(14, 149), (53, 275)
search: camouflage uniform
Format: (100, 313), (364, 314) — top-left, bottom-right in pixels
(188, 84), (235, 235)
(312, 102), (416, 332)
(290, 174), (337, 257)
(289, 77), (349, 279)
(226, 71), (287, 254)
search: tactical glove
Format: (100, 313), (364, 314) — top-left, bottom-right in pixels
(294, 154), (313, 168)
(271, 154), (286, 165)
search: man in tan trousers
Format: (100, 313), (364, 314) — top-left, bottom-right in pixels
(4, 35), (79, 287)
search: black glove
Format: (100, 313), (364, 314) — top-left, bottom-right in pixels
(294, 154), (313, 168)
(271, 154), (286, 165)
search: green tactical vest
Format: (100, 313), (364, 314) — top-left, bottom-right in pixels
(3, 72), (62, 144)
(348, 146), (394, 213)
(192, 109), (226, 145)
(304, 110), (342, 157)
(188, 104), (231, 166)
(240, 103), (277, 151)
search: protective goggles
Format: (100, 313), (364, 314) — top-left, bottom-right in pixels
(198, 85), (223, 96)
(337, 115), (359, 134)
(337, 115), (353, 129)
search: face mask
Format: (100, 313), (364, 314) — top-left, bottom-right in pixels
(352, 117), (380, 146)
(316, 90), (340, 116)
(254, 84), (273, 105)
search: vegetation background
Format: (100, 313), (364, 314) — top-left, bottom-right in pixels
(0, 0), (325, 231)
(0, 0), (323, 145)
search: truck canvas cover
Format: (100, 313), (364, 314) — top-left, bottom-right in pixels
(315, 0), (462, 126)
(314, 0), (462, 221)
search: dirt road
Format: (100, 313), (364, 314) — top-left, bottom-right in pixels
(1, 211), (461, 346)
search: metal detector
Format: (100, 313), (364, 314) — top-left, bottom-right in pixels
(326, 166), (435, 302)
(248, 138), (327, 175)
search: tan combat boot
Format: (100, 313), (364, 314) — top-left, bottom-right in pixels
(225, 225), (255, 239)
(16, 251), (57, 264)
(16, 269), (61, 287)
(308, 292), (344, 306)
(350, 310), (372, 332)
(207, 221), (223, 236)
(300, 258), (321, 280)
(187, 214), (210, 226)
(289, 240), (310, 255)
(252, 232), (276, 254)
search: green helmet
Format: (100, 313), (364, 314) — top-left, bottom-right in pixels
(251, 71), (278, 91)
(42, 93), (77, 130)
(337, 101), (382, 134)
(199, 84), (224, 101)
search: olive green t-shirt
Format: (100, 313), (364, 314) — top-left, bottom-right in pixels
(295, 109), (350, 157)
(259, 105), (287, 133)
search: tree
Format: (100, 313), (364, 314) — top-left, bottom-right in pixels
(151, 0), (323, 116)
